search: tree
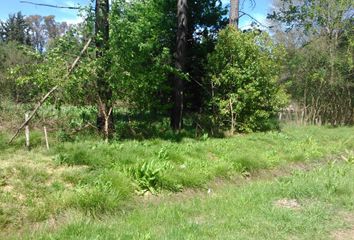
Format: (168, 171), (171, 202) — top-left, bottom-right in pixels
(0, 12), (31, 45)
(268, 0), (354, 125)
(207, 26), (287, 133)
(95, 0), (114, 140)
(170, 0), (188, 130)
(0, 42), (35, 101)
(108, 0), (227, 132)
(229, 0), (239, 28)
(26, 15), (45, 52)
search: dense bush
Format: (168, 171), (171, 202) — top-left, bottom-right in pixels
(207, 26), (288, 133)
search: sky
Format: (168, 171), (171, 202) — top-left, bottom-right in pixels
(234, 0), (273, 29)
(0, 0), (90, 23)
(0, 0), (273, 28)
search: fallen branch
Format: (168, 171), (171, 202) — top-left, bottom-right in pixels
(70, 122), (97, 135)
(8, 38), (92, 144)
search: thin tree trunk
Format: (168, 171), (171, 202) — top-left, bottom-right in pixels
(230, 0), (239, 29)
(229, 98), (235, 135)
(171, 0), (188, 131)
(95, 0), (114, 139)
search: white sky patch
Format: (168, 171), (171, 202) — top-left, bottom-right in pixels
(58, 15), (84, 24)
(64, 1), (77, 7)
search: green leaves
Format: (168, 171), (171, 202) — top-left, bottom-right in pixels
(125, 159), (171, 194)
(108, 0), (174, 113)
(207, 26), (287, 132)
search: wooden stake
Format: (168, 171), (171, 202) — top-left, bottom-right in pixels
(44, 126), (49, 150)
(25, 113), (30, 150)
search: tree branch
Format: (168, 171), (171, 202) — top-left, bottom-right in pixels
(239, 10), (271, 29)
(20, 1), (81, 10)
(8, 38), (92, 144)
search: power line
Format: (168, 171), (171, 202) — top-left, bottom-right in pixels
(20, 1), (81, 10)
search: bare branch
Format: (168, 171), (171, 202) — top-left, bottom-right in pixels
(239, 10), (270, 29)
(241, 0), (256, 10)
(20, 1), (81, 10)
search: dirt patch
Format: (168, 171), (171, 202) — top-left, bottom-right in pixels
(2, 185), (14, 193)
(274, 198), (301, 210)
(332, 228), (354, 240)
(331, 213), (354, 240)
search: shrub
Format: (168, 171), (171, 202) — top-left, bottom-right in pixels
(207, 26), (288, 133)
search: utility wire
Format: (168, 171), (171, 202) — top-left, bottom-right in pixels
(20, 1), (81, 10)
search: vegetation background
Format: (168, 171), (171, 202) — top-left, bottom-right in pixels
(0, 0), (353, 239)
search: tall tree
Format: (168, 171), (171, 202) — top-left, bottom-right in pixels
(95, 0), (114, 140)
(229, 0), (239, 28)
(171, 0), (188, 130)
(26, 15), (45, 52)
(0, 12), (30, 44)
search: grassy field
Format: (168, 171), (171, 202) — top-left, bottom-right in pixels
(0, 125), (353, 239)
(31, 160), (354, 240)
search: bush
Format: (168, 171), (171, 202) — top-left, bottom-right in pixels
(207, 26), (288, 133)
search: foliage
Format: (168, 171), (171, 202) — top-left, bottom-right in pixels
(11, 26), (97, 105)
(0, 12), (30, 45)
(285, 35), (353, 125)
(25, 15), (72, 52)
(268, 0), (354, 125)
(268, 0), (353, 35)
(0, 42), (35, 101)
(207, 26), (288, 132)
(108, 0), (227, 115)
(125, 159), (170, 194)
(109, 0), (175, 113)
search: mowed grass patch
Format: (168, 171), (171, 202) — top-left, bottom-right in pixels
(25, 158), (354, 239)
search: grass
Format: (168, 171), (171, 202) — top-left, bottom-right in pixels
(52, 125), (354, 190)
(0, 125), (353, 238)
(11, 156), (354, 239)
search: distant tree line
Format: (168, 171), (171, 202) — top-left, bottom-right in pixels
(269, 0), (353, 125)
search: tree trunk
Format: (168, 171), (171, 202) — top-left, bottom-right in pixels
(171, 0), (188, 131)
(95, 0), (114, 140)
(230, 0), (239, 29)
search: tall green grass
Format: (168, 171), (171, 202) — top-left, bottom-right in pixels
(0, 125), (353, 236)
(53, 125), (354, 191)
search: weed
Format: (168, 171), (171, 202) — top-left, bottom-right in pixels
(126, 159), (170, 194)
